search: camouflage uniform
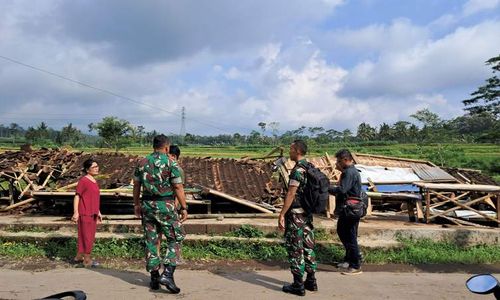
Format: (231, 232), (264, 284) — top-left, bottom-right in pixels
(134, 152), (185, 272)
(285, 159), (317, 277)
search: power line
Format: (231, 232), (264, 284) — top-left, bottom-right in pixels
(0, 54), (254, 133)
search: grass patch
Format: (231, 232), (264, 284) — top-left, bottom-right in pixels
(1, 236), (499, 264)
(3, 226), (48, 233)
(183, 240), (286, 261)
(314, 228), (332, 241)
(224, 225), (265, 238)
(364, 238), (500, 264)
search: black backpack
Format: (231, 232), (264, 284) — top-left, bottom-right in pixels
(297, 162), (330, 214)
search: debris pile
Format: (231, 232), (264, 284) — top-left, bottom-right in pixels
(0, 148), (284, 214)
(0, 147), (498, 227)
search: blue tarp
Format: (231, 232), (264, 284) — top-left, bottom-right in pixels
(362, 184), (420, 193)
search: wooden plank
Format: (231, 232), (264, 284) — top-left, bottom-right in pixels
(429, 191), (470, 209)
(440, 215), (463, 226)
(438, 193), (499, 223)
(56, 181), (78, 191)
(366, 196), (372, 216)
(414, 182), (500, 192)
(407, 201), (416, 221)
(40, 170), (54, 190)
(428, 194), (495, 222)
(326, 195), (335, 218)
(17, 174), (36, 200)
(206, 188), (273, 213)
(1, 198), (36, 211)
(0, 172), (18, 181)
(484, 197), (496, 210)
(439, 215), (490, 228)
(496, 194), (500, 228)
(8, 178), (14, 206)
(425, 190), (430, 223)
(351, 152), (361, 164)
(278, 164), (290, 190)
(367, 178), (378, 192)
(415, 198), (424, 220)
(324, 152), (337, 178)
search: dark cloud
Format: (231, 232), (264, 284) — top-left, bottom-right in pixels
(55, 0), (338, 67)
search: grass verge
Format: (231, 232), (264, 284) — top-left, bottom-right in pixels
(1, 237), (499, 265)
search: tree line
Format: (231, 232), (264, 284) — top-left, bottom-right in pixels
(1, 54), (498, 149)
(1, 108), (497, 150)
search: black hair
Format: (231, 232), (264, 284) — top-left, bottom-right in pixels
(169, 145), (181, 159)
(292, 139), (308, 155)
(335, 149), (353, 160)
(153, 134), (170, 149)
(83, 158), (97, 173)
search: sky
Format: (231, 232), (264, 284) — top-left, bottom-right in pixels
(0, 0), (499, 136)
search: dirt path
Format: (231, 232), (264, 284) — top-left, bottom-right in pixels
(1, 267), (498, 299)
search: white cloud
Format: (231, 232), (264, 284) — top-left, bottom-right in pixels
(331, 18), (430, 53)
(342, 20), (500, 98)
(0, 0), (499, 135)
(463, 0), (500, 16)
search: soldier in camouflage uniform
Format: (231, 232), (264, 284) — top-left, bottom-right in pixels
(278, 140), (317, 296)
(133, 135), (188, 294)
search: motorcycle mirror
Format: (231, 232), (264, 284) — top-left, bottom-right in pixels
(466, 274), (499, 295)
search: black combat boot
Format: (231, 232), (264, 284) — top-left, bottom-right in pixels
(282, 274), (305, 296)
(160, 265), (181, 294)
(150, 270), (160, 290)
(304, 272), (318, 291)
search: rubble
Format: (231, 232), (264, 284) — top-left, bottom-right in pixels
(0, 148), (284, 213)
(0, 148), (498, 227)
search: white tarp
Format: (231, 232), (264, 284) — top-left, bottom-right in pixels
(355, 164), (421, 184)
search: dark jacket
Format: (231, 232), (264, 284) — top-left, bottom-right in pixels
(328, 165), (361, 206)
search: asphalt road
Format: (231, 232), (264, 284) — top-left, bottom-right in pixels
(1, 268), (497, 299)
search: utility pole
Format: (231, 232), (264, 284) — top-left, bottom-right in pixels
(179, 106), (186, 145)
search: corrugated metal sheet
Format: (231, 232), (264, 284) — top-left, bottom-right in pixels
(353, 153), (434, 168)
(410, 164), (457, 182)
(356, 164), (421, 184)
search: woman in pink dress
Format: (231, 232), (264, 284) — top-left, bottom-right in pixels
(71, 158), (102, 267)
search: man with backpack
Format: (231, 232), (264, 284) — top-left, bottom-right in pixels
(329, 149), (364, 275)
(279, 140), (320, 296)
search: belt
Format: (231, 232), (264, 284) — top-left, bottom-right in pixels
(141, 194), (175, 201)
(290, 208), (305, 214)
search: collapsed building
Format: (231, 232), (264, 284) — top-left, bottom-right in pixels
(0, 147), (498, 227)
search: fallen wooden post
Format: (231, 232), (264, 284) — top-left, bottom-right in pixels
(205, 188), (273, 213)
(1, 198), (36, 211)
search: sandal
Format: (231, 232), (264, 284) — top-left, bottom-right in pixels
(72, 257), (84, 264)
(84, 260), (100, 268)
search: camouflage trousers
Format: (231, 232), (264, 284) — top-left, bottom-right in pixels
(141, 200), (185, 272)
(284, 212), (317, 277)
